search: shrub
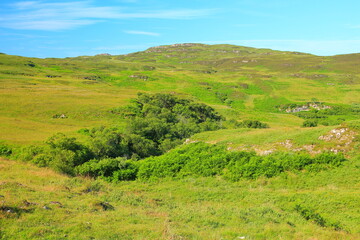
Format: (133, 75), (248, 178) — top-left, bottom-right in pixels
(302, 120), (318, 127)
(137, 143), (346, 181)
(239, 120), (269, 129)
(87, 126), (128, 159)
(0, 143), (12, 156)
(76, 157), (138, 181)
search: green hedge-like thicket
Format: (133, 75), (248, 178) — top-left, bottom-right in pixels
(137, 142), (346, 181)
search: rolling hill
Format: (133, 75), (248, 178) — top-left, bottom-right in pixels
(0, 43), (359, 239)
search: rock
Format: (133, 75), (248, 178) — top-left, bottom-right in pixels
(92, 201), (114, 211)
(23, 200), (38, 206)
(50, 201), (63, 207)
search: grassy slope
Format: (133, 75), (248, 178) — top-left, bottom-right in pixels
(1, 44), (359, 144)
(1, 157), (359, 240)
(0, 44), (360, 239)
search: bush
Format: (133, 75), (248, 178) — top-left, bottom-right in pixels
(137, 143), (346, 181)
(87, 126), (128, 159)
(76, 157), (125, 177)
(0, 143), (12, 156)
(239, 120), (269, 129)
(76, 157), (138, 181)
(302, 120), (318, 127)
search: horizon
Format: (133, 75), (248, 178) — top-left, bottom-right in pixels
(1, 0), (360, 58)
(2, 42), (360, 59)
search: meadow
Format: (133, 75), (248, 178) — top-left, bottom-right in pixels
(0, 44), (359, 239)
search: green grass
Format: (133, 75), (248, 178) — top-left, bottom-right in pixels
(0, 43), (359, 239)
(1, 43), (359, 144)
(192, 126), (333, 146)
(0, 157), (359, 239)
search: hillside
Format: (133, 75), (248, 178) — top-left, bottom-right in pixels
(1, 43), (359, 144)
(1, 156), (359, 239)
(0, 44), (359, 239)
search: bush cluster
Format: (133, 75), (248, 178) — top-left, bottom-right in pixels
(13, 93), (225, 178)
(10, 93), (346, 182)
(137, 142), (346, 181)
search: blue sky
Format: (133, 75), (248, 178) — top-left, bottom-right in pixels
(1, 0), (360, 58)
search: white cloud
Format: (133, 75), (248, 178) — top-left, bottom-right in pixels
(4, 20), (100, 31)
(0, 1), (214, 31)
(125, 30), (160, 36)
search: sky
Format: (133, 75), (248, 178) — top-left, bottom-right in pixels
(1, 0), (360, 58)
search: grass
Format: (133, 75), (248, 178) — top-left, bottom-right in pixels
(1, 43), (360, 144)
(192, 126), (333, 146)
(0, 157), (359, 239)
(0, 43), (359, 239)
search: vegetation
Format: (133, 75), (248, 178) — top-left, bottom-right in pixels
(0, 156), (359, 239)
(302, 120), (318, 127)
(0, 44), (359, 239)
(137, 142), (346, 181)
(10, 93), (225, 177)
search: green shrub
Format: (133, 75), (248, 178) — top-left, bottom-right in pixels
(302, 120), (318, 127)
(137, 143), (346, 181)
(14, 145), (46, 162)
(0, 143), (12, 156)
(76, 157), (138, 181)
(239, 120), (269, 129)
(76, 157), (125, 177)
(87, 126), (128, 159)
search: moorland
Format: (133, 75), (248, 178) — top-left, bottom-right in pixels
(0, 43), (359, 239)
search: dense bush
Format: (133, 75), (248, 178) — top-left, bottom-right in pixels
(0, 143), (12, 156)
(12, 93), (225, 176)
(239, 120), (269, 129)
(126, 93), (224, 144)
(302, 120), (318, 127)
(75, 157), (138, 181)
(137, 142), (346, 181)
(222, 119), (269, 129)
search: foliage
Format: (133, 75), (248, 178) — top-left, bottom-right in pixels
(0, 143), (12, 156)
(75, 157), (138, 181)
(295, 205), (345, 231)
(13, 133), (93, 175)
(1, 157), (359, 239)
(302, 120), (318, 127)
(239, 120), (269, 129)
(11, 94), (225, 176)
(87, 126), (127, 159)
(137, 142), (346, 181)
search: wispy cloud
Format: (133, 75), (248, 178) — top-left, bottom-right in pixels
(125, 30), (160, 36)
(0, 1), (214, 31)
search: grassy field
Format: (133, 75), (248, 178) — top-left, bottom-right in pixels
(0, 44), (359, 239)
(1, 157), (359, 240)
(1, 44), (360, 144)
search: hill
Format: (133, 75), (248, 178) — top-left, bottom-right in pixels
(0, 43), (359, 144)
(0, 43), (359, 239)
